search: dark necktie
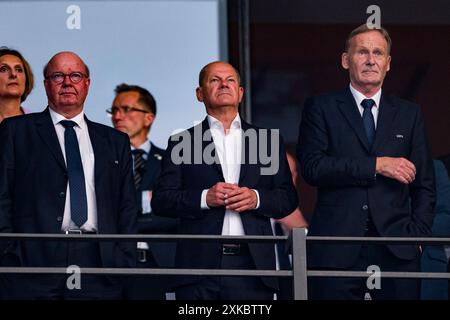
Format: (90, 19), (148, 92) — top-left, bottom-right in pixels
(132, 149), (146, 190)
(361, 98), (376, 148)
(60, 120), (87, 227)
(275, 222), (291, 270)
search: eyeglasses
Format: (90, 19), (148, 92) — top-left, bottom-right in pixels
(46, 72), (88, 84)
(106, 106), (150, 116)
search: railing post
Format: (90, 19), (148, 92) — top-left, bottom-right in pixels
(237, 0), (252, 123)
(292, 227), (308, 300)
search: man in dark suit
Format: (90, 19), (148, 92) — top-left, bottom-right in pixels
(421, 155), (450, 299)
(0, 52), (137, 299)
(109, 83), (178, 299)
(297, 25), (436, 300)
(152, 61), (298, 300)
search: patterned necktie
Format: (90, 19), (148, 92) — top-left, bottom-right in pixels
(132, 149), (146, 190)
(60, 120), (87, 227)
(361, 98), (376, 148)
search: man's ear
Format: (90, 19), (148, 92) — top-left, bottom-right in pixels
(84, 78), (91, 94)
(43, 79), (50, 92)
(144, 113), (155, 128)
(238, 86), (244, 103)
(341, 52), (349, 70)
(196, 87), (204, 102)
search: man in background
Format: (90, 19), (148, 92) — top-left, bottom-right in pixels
(110, 83), (178, 299)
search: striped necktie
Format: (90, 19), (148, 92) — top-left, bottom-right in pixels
(132, 149), (146, 190)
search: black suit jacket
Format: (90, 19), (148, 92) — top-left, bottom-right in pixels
(151, 117), (298, 290)
(136, 143), (179, 268)
(297, 88), (436, 268)
(0, 108), (138, 270)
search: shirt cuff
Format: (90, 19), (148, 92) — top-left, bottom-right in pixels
(252, 189), (260, 209)
(201, 189), (210, 209)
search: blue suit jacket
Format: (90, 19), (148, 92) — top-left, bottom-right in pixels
(421, 159), (450, 299)
(151, 117), (298, 290)
(0, 108), (137, 270)
(297, 88), (436, 268)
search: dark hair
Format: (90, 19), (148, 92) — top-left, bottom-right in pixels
(198, 61), (241, 86)
(345, 24), (392, 54)
(114, 83), (157, 115)
(0, 47), (34, 102)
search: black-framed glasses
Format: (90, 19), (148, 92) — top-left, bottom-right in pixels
(106, 106), (150, 116)
(46, 72), (88, 84)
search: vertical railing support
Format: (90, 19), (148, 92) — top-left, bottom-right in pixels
(292, 227), (308, 300)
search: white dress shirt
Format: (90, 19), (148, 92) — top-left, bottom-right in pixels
(49, 108), (98, 232)
(200, 114), (260, 236)
(349, 84), (382, 129)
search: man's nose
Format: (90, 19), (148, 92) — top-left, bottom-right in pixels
(62, 74), (73, 85)
(112, 112), (123, 121)
(366, 53), (376, 65)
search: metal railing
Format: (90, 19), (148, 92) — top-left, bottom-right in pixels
(1, 229), (450, 300)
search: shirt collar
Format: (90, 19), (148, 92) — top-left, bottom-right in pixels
(207, 113), (242, 132)
(131, 139), (151, 154)
(349, 84), (382, 109)
(49, 107), (86, 129)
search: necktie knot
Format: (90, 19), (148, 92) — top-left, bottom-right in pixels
(60, 120), (77, 129)
(361, 99), (375, 110)
(132, 149), (145, 156)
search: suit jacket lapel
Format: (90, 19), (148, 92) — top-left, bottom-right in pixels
(85, 117), (109, 229)
(200, 117), (224, 180)
(141, 143), (163, 189)
(337, 88), (371, 152)
(35, 107), (66, 171)
(372, 93), (398, 152)
(238, 120), (251, 184)
(86, 117), (109, 186)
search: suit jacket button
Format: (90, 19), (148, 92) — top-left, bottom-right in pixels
(362, 205), (369, 210)
(59, 191), (65, 198)
(57, 216), (63, 222)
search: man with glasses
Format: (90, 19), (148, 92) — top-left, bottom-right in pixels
(109, 84), (178, 300)
(0, 51), (137, 299)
